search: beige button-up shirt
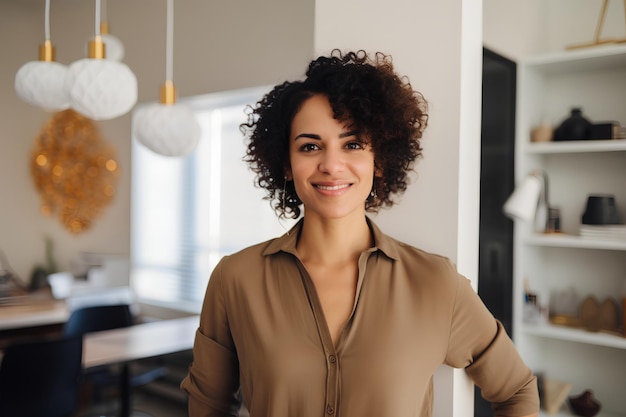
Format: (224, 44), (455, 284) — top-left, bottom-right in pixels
(181, 218), (538, 417)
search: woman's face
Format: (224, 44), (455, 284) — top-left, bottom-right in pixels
(287, 94), (376, 221)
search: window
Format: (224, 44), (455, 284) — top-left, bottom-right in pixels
(131, 86), (295, 312)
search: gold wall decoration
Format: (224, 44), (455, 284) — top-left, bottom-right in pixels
(30, 109), (120, 234)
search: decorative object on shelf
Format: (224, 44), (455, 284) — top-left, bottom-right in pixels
(547, 207), (561, 233)
(553, 108), (592, 141)
(598, 297), (619, 332)
(550, 287), (582, 327)
(65, 0), (137, 120)
(30, 109), (119, 234)
(530, 121), (554, 142)
(580, 295), (602, 331)
(523, 277), (547, 324)
(86, 0), (124, 61)
(503, 169), (551, 233)
(568, 390), (601, 417)
(579, 224), (626, 240)
(581, 194), (622, 225)
(133, 0), (201, 157)
(589, 121), (624, 140)
(567, 0), (626, 50)
(562, 293), (624, 334)
(14, 0), (70, 112)
(541, 377), (573, 415)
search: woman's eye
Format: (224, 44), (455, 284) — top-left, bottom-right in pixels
(299, 143), (320, 152)
(345, 141), (365, 150)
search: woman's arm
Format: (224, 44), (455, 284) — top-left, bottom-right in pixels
(181, 259), (242, 417)
(445, 272), (540, 417)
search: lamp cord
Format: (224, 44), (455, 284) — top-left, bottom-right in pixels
(95, 0), (101, 36)
(166, 0), (174, 82)
(102, 0), (108, 25)
(44, 0), (50, 40)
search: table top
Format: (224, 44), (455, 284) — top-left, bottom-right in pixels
(0, 298), (69, 331)
(83, 315), (199, 368)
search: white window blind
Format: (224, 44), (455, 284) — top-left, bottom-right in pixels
(131, 86), (296, 312)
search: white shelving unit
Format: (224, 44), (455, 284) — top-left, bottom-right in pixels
(513, 45), (626, 417)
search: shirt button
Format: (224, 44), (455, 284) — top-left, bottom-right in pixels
(329, 355), (336, 364)
(326, 405), (334, 414)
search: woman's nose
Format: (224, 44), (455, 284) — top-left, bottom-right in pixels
(318, 148), (345, 173)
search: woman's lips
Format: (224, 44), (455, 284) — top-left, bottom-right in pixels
(314, 183), (351, 191)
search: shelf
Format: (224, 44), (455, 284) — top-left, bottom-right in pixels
(523, 322), (626, 350)
(516, 44), (626, 417)
(523, 44), (626, 74)
(524, 233), (626, 251)
(526, 140), (626, 154)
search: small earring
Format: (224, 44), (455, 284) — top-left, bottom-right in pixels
(278, 178), (290, 236)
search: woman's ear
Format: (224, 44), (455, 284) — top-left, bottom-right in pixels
(284, 166), (293, 181)
(374, 161), (383, 178)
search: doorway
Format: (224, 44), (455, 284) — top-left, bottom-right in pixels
(474, 47), (517, 417)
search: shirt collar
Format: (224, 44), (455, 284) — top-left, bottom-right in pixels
(262, 216), (400, 261)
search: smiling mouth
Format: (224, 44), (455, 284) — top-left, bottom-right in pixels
(314, 183), (351, 191)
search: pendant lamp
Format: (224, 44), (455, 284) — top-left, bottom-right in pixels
(66, 0), (137, 120)
(14, 0), (70, 111)
(133, 0), (201, 157)
(86, 0), (124, 61)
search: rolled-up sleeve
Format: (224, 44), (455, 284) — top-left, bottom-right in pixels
(181, 258), (241, 417)
(445, 274), (539, 417)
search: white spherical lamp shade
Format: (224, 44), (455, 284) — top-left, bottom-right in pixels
(86, 34), (125, 61)
(14, 60), (70, 111)
(66, 58), (137, 120)
(133, 103), (201, 157)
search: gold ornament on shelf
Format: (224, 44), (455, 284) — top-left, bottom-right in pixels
(30, 109), (119, 234)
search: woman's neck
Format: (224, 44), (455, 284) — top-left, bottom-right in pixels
(296, 213), (373, 266)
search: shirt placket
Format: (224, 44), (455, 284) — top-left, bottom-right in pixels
(294, 249), (377, 417)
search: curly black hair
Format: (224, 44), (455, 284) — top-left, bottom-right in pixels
(240, 49), (428, 219)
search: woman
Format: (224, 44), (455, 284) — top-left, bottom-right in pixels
(181, 50), (539, 417)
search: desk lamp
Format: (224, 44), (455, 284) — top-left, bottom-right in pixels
(503, 170), (550, 233)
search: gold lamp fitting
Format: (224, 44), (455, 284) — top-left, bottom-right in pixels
(88, 35), (106, 59)
(160, 80), (177, 105)
(100, 21), (110, 35)
(39, 39), (55, 62)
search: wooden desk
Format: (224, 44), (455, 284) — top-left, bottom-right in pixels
(0, 298), (68, 331)
(83, 315), (198, 368)
(0, 300), (198, 417)
(83, 315), (198, 417)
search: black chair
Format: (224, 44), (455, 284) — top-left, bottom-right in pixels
(0, 335), (83, 417)
(64, 304), (167, 416)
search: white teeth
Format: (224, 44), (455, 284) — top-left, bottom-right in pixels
(316, 184), (349, 191)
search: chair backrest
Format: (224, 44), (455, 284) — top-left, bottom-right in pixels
(64, 303), (134, 337)
(0, 335), (83, 417)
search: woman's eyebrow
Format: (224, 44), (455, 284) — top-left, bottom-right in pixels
(294, 133), (321, 141)
(293, 130), (360, 141)
(339, 130), (359, 138)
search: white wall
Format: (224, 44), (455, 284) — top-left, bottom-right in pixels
(0, 0), (314, 283)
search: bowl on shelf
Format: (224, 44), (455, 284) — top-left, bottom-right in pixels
(581, 194), (622, 225)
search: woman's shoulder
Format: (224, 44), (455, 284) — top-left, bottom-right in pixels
(378, 231), (456, 272)
(220, 237), (279, 267)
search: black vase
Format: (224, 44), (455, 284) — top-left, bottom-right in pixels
(554, 108), (592, 141)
